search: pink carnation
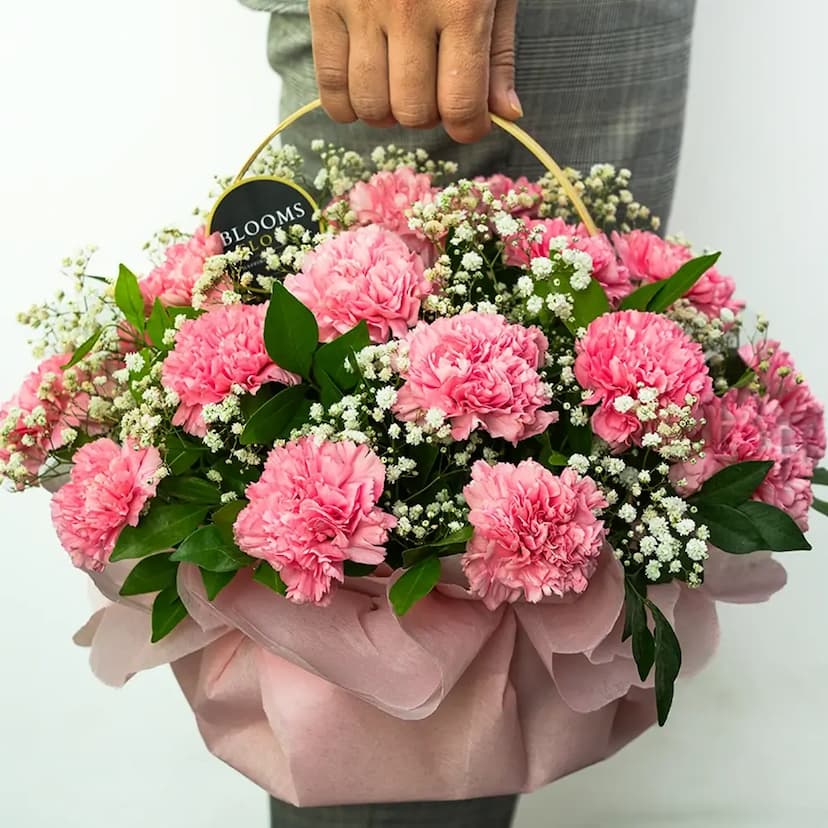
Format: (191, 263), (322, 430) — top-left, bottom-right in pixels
(50, 438), (162, 571)
(612, 230), (743, 319)
(472, 174), (543, 216)
(138, 227), (224, 312)
(739, 340), (826, 466)
(504, 218), (632, 304)
(462, 460), (607, 609)
(234, 437), (396, 605)
(0, 354), (91, 479)
(394, 312), (558, 444)
(348, 167), (436, 259)
(285, 225), (431, 344)
(671, 390), (814, 530)
(574, 310), (713, 449)
(161, 303), (299, 437)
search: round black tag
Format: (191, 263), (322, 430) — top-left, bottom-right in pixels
(206, 176), (320, 274)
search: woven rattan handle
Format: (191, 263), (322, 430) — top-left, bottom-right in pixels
(235, 98), (598, 236)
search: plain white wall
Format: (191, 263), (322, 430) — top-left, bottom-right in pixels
(0, 2), (825, 826)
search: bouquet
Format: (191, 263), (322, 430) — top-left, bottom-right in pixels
(3, 112), (825, 805)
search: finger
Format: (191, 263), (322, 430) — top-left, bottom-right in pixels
(437, 12), (496, 143)
(388, 22), (440, 129)
(488, 0), (522, 120)
(349, 25), (395, 127)
(309, 2), (356, 123)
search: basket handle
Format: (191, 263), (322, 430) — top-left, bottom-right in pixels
(235, 98), (598, 236)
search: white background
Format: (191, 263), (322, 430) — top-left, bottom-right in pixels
(0, 2), (826, 826)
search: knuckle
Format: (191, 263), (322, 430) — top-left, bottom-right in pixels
(440, 96), (487, 128)
(315, 63), (349, 92)
(351, 95), (391, 122)
(489, 46), (515, 69)
(393, 100), (439, 128)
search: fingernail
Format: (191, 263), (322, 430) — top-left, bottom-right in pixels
(508, 89), (523, 118)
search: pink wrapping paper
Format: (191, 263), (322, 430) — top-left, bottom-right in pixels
(76, 549), (786, 806)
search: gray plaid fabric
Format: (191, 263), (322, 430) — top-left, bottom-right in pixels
(240, 0), (696, 224)
(269, 794), (519, 827)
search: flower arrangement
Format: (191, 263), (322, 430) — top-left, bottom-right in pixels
(3, 135), (826, 805)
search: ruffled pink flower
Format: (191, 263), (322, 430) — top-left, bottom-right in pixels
(504, 218), (632, 304)
(285, 225), (431, 344)
(50, 438), (162, 571)
(161, 303), (299, 437)
(347, 167), (436, 259)
(462, 460), (607, 609)
(0, 354), (92, 479)
(394, 312), (557, 444)
(138, 227), (224, 312)
(739, 340), (826, 466)
(472, 174), (543, 216)
(574, 310), (713, 449)
(612, 230), (743, 319)
(671, 390), (814, 530)
(234, 437), (396, 605)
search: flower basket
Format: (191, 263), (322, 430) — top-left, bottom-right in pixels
(4, 100), (824, 807)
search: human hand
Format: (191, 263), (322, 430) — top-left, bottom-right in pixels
(308, 0), (521, 144)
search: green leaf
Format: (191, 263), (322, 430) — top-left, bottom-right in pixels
(217, 460), (259, 497)
(240, 384), (310, 446)
(646, 252), (722, 314)
(119, 555), (179, 597)
(313, 321), (370, 394)
(623, 578), (655, 681)
(115, 264), (146, 333)
(151, 586), (188, 643)
(343, 562), (379, 577)
(146, 299), (172, 348)
(689, 460), (774, 507)
(165, 431), (208, 476)
(239, 384), (278, 420)
(200, 568), (236, 601)
(62, 328), (105, 370)
(619, 280), (665, 312)
(170, 525), (253, 572)
(813, 467), (828, 487)
(253, 562), (288, 596)
(571, 276), (611, 329)
(211, 499), (247, 547)
(315, 363), (345, 407)
(110, 503), (209, 561)
(693, 503), (766, 554)
(390, 557), (442, 616)
(648, 602), (682, 727)
(402, 526), (473, 567)
(737, 501), (812, 552)
(157, 475), (221, 505)
(813, 497), (828, 517)
(264, 282), (319, 378)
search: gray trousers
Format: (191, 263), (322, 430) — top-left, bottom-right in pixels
(237, 2), (696, 823)
(243, 0), (696, 225)
(270, 794), (519, 827)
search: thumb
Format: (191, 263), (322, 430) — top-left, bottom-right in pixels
(488, 0), (521, 120)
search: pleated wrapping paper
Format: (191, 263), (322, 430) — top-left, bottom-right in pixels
(74, 548), (786, 807)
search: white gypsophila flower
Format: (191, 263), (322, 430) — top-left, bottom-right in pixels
(645, 560), (662, 581)
(605, 458), (626, 476)
(375, 386), (397, 410)
(640, 536), (658, 556)
(567, 453), (590, 474)
(656, 537), (679, 562)
(516, 275), (535, 297)
(124, 352), (145, 374)
(461, 252), (483, 271)
(637, 387), (659, 404)
(387, 423), (402, 439)
(424, 408), (446, 429)
(493, 212), (519, 237)
(686, 538), (709, 561)
(675, 518), (696, 537)
(206, 469), (223, 483)
(526, 295), (543, 315)
(569, 270), (592, 291)
(618, 503), (637, 523)
(476, 301), (498, 314)
(405, 424), (424, 446)
(613, 394), (636, 414)
(641, 432), (662, 448)
(530, 257), (553, 278)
